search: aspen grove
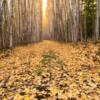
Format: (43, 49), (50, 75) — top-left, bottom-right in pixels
(0, 0), (100, 49)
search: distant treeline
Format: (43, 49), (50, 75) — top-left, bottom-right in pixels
(0, 0), (100, 49)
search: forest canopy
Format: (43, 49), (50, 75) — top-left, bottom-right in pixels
(0, 0), (100, 49)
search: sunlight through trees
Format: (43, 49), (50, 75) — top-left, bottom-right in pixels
(42, 0), (47, 17)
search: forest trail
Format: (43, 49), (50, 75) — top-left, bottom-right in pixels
(0, 40), (100, 99)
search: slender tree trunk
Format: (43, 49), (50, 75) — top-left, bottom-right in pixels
(95, 0), (100, 41)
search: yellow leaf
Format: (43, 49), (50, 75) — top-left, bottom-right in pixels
(14, 93), (22, 100)
(25, 88), (30, 94)
(24, 95), (30, 100)
(50, 86), (59, 96)
(95, 64), (100, 67)
(0, 62), (5, 68)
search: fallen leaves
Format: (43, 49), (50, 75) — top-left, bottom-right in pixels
(0, 40), (99, 99)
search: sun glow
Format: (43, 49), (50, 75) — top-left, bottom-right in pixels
(42, 0), (47, 17)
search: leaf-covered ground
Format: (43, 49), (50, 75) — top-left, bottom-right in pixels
(0, 40), (100, 100)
